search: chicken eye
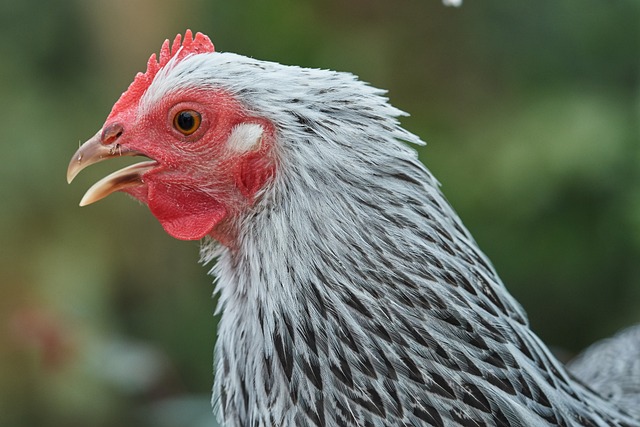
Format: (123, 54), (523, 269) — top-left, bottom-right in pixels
(173, 110), (202, 135)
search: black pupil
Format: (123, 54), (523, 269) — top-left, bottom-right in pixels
(177, 111), (195, 130)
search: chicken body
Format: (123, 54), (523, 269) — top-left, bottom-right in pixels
(68, 32), (640, 427)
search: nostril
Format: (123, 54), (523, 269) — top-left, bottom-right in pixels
(101, 123), (124, 145)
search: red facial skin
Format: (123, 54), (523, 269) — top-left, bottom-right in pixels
(102, 89), (276, 245)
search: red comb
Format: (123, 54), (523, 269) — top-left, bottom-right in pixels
(109, 30), (215, 117)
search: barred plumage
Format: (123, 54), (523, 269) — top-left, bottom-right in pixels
(187, 53), (639, 426)
(69, 32), (640, 427)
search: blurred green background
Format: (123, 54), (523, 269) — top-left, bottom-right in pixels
(0, 0), (638, 426)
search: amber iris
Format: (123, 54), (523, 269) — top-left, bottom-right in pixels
(173, 110), (202, 135)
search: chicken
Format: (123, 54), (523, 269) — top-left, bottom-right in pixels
(67, 31), (640, 427)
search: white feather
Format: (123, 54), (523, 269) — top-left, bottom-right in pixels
(140, 50), (639, 427)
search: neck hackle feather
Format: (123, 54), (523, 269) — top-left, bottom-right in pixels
(114, 31), (640, 427)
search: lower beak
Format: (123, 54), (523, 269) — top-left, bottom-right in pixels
(67, 130), (157, 206)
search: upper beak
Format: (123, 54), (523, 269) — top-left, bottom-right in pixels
(67, 130), (157, 206)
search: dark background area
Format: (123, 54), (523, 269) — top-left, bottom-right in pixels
(0, 1), (638, 426)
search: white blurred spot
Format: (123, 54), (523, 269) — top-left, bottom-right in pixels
(443, 0), (462, 6)
(94, 337), (168, 394)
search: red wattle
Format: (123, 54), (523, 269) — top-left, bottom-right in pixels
(147, 181), (227, 241)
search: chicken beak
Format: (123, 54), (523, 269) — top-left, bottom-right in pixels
(68, 131), (112, 183)
(67, 130), (157, 206)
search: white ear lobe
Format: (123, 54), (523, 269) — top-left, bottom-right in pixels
(227, 123), (264, 153)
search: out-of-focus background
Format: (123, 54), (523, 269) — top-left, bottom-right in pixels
(0, 1), (638, 426)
